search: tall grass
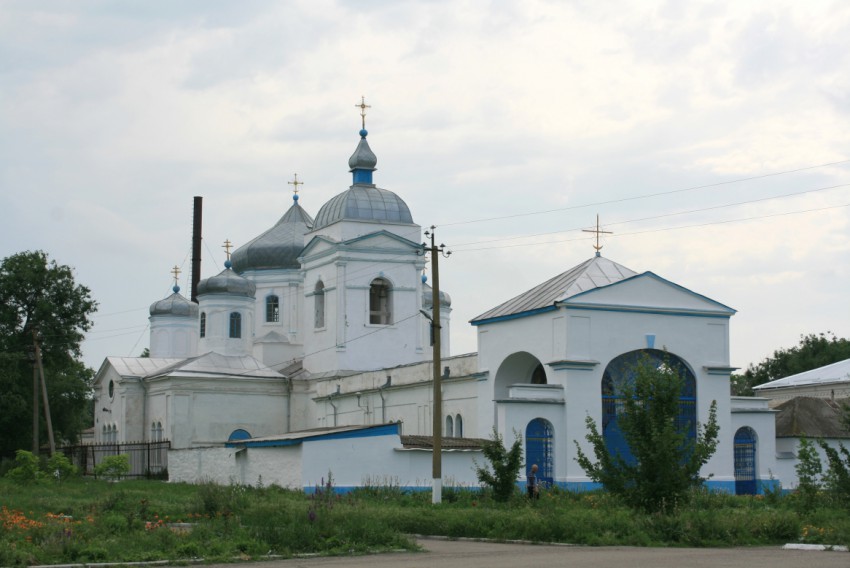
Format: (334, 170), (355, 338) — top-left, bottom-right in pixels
(2, 477), (849, 566)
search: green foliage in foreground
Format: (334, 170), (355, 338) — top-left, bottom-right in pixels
(575, 355), (720, 513)
(473, 428), (524, 502)
(2, 478), (850, 566)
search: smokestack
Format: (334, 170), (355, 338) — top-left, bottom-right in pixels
(191, 196), (203, 303)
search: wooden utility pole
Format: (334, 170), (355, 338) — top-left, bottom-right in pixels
(31, 347), (39, 454)
(424, 226), (450, 504)
(32, 330), (56, 455)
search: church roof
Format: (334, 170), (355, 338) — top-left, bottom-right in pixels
(145, 352), (284, 379)
(774, 397), (849, 438)
(754, 358), (850, 391)
(312, 185), (414, 230)
(105, 357), (186, 378)
(231, 201), (313, 272)
(471, 255), (637, 324)
(149, 289), (198, 317)
(312, 126), (414, 230)
(197, 265), (256, 298)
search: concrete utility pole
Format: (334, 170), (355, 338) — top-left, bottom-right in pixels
(423, 226), (450, 504)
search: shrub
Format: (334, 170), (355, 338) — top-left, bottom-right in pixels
(5, 450), (43, 484)
(818, 440), (850, 504)
(575, 354), (719, 513)
(95, 455), (130, 480)
(795, 438), (823, 511)
(473, 428), (523, 502)
(46, 453), (78, 482)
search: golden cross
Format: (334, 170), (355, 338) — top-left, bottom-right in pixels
(582, 214), (613, 254)
(355, 95), (371, 129)
(287, 173), (303, 196)
(222, 239), (233, 261)
(171, 265), (181, 286)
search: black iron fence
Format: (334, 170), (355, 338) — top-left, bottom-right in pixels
(60, 440), (170, 479)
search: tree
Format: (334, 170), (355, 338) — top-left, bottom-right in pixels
(731, 332), (850, 396)
(575, 355), (720, 513)
(0, 251), (97, 459)
(474, 428), (524, 502)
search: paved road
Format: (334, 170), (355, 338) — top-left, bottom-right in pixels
(207, 538), (848, 568)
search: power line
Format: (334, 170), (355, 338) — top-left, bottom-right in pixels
(439, 158), (850, 227)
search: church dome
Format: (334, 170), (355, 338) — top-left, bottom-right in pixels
(422, 283), (452, 308)
(312, 126), (414, 231)
(197, 263), (257, 298)
(231, 200), (313, 272)
(313, 186), (414, 230)
(149, 287), (199, 317)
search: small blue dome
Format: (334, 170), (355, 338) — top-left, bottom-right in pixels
(359, 128), (368, 137)
(231, 202), (314, 272)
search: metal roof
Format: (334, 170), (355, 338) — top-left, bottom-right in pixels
(754, 358), (850, 390)
(106, 357), (185, 377)
(146, 352), (284, 379)
(312, 185), (414, 230)
(774, 397), (849, 438)
(149, 291), (199, 317)
(471, 255), (637, 324)
(231, 202), (313, 272)
(197, 267), (256, 298)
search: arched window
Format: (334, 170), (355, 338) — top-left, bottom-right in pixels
(266, 295), (280, 323)
(601, 349), (696, 464)
(199, 312), (206, 338)
(151, 421), (157, 440)
(734, 427), (758, 495)
(455, 414), (463, 438)
(229, 312), (242, 338)
(314, 281), (325, 329)
(445, 415), (454, 437)
(369, 278), (392, 325)
(531, 364), (547, 384)
(526, 418), (554, 486)
(102, 424), (107, 442)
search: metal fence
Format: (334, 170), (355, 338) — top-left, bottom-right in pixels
(60, 440), (170, 479)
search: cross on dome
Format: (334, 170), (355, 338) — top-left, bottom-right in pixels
(355, 96), (371, 130)
(171, 265), (181, 285)
(223, 239), (233, 261)
(287, 173), (303, 202)
(582, 214), (613, 257)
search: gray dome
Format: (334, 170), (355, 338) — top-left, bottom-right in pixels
(231, 202), (313, 272)
(348, 137), (377, 171)
(422, 283), (451, 308)
(313, 186), (414, 230)
(150, 290), (199, 317)
(197, 266), (256, 298)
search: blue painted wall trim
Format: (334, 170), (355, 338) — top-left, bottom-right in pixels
(471, 305), (558, 326)
(226, 423), (400, 448)
(564, 304), (732, 319)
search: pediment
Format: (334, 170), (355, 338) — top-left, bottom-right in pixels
(343, 230), (421, 252)
(560, 272), (735, 316)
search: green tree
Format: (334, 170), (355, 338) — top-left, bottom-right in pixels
(575, 356), (720, 513)
(473, 428), (523, 502)
(0, 251), (97, 459)
(731, 332), (850, 396)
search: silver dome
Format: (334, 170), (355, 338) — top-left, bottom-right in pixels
(313, 185), (414, 230)
(149, 291), (199, 317)
(231, 202), (313, 272)
(422, 283), (452, 308)
(197, 267), (257, 298)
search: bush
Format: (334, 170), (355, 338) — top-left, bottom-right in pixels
(5, 450), (43, 484)
(473, 428), (523, 502)
(95, 455), (130, 480)
(47, 453), (78, 482)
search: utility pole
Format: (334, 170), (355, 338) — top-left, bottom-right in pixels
(423, 226), (450, 504)
(30, 345), (38, 454)
(32, 329), (56, 456)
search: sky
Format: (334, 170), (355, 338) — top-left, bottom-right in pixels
(2, 0), (849, 373)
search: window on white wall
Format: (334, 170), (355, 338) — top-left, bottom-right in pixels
(445, 415), (454, 437)
(229, 312), (242, 338)
(266, 295), (280, 323)
(456, 414), (463, 438)
(314, 281), (325, 328)
(369, 278), (392, 324)
(199, 312), (206, 338)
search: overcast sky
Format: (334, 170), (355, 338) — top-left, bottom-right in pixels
(2, 0), (849, 373)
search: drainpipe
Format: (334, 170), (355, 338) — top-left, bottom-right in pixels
(378, 376), (391, 423)
(328, 385), (340, 427)
(284, 378), (292, 433)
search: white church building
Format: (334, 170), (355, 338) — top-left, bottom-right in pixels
(93, 115), (785, 495)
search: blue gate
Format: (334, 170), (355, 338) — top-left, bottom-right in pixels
(525, 418), (554, 486)
(734, 427), (757, 495)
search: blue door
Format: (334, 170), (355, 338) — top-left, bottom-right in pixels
(525, 418), (554, 486)
(734, 427), (757, 495)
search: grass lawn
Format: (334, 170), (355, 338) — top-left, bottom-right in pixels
(1, 477), (848, 566)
